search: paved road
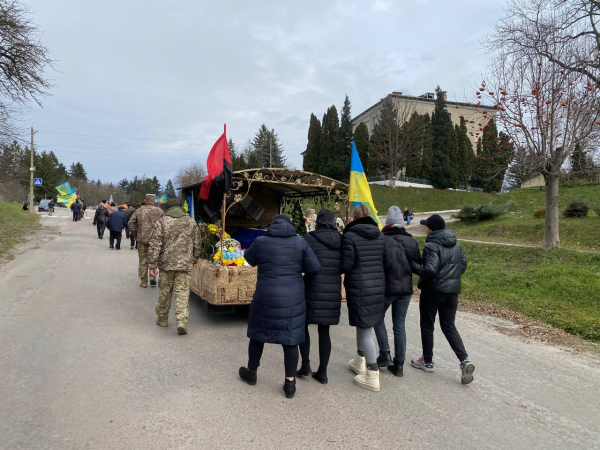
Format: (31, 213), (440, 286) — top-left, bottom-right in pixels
(1, 208), (599, 449)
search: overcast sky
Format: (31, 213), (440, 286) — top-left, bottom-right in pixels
(25, 0), (505, 188)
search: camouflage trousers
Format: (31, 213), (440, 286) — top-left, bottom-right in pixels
(137, 243), (156, 284)
(155, 271), (191, 322)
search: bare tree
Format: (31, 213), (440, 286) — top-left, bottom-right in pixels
(0, 0), (53, 138)
(495, 0), (599, 85)
(369, 97), (428, 188)
(174, 160), (206, 189)
(483, 1), (600, 249)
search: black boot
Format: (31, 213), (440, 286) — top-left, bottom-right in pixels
(377, 350), (393, 368)
(387, 358), (404, 377)
(297, 361), (312, 377)
(283, 379), (296, 398)
(239, 367), (257, 385)
(311, 369), (328, 384)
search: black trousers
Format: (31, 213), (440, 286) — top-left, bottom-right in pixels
(109, 230), (122, 249)
(299, 324), (331, 372)
(97, 222), (106, 238)
(419, 292), (468, 363)
(72, 212), (79, 222)
(248, 339), (298, 378)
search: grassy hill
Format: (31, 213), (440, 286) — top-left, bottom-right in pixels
(0, 201), (40, 257)
(370, 185), (498, 213)
(496, 183), (600, 213)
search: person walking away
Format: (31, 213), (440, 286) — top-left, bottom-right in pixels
(128, 194), (163, 288)
(93, 201), (110, 239)
(298, 209), (342, 384)
(109, 202), (117, 213)
(403, 207), (414, 225)
(70, 200), (81, 222)
(125, 204), (137, 249)
(48, 199), (55, 216)
(410, 214), (475, 384)
(342, 204), (387, 392)
(148, 199), (201, 335)
(80, 201), (87, 220)
(374, 206), (421, 376)
(106, 206), (128, 250)
(239, 215), (321, 399)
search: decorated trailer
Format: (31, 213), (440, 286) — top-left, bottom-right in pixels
(179, 168), (349, 312)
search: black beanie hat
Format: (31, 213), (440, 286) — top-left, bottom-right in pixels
(420, 214), (445, 231)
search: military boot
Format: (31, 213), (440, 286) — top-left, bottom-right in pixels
(156, 316), (168, 327)
(177, 320), (187, 335)
(140, 280), (148, 288)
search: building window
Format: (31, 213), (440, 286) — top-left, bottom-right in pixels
(373, 116), (378, 126)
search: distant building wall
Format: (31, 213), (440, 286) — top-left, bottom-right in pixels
(520, 174), (545, 188)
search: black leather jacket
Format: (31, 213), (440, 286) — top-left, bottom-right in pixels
(411, 230), (467, 294)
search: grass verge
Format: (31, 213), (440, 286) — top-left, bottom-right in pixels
(0, 201), (41, 257)
(451, 214), (600, 251)
(415, 237), (600, 343)
(497, 183), (600, 213)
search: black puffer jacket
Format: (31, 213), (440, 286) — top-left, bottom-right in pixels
(304, 216), (342, 326)
(411, 229), (467, 294)
(245, 218), (321, 345)
(382, 225), (420, 296)
(341, 216), (386, 328)
(93, 205), (109, 225)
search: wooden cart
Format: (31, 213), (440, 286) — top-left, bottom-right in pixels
(180, 168), (349, 311)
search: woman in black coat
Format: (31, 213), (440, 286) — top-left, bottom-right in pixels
(341, 204), (386, 392)
(297, 209), (342, 384)
(239, 215), (321, 399)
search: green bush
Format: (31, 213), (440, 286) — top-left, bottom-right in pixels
(563, 201), (589, 218)
(458, 203), (509, 222)
(533, 206), (545, 218)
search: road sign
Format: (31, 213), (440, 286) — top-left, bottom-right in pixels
(33, 178), (42, 186)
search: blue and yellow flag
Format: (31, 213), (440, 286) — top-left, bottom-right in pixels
(349, 141), (381, 228)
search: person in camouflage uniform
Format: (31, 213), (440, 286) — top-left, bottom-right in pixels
(128, 194), (164, 288)
(148, 198), (201, 335)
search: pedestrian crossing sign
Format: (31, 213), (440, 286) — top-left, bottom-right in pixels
(33, 178), (42, 186)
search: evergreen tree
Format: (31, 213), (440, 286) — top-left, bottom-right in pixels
(165, 179), (176, 198)
(150, 176), (161, 195)
(252, 124), (286, 168)
(404, 113), (424, 178)
(571, 142), (588, 179)
(491, 132), (513, 192)
(34, 151), (68, 199)
(228, 138), (246, 170)
(369, 96), (403, 183)
(430, 87), (458, 189)
(69, 162), (88, 181)
(320, 106), (339, 178)
(117, 178), (129, 193)
(336, 95), (353, 181)
(353, 122), (370, 175)
(419, 114), (433, 180)
(457, 117), (474, 186)
(303, 113), (322, 173)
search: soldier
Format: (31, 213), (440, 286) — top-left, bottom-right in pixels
(128, 194), (164, 288)
(148, 198), (201, 335)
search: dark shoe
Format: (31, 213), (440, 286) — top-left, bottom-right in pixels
(297, 361), (312, 377)
(377, 350), (393, 368)
(387, 359), (404, 377)
(239, 367), (257, 386)
(116, 247), (121, 250)
(283, 379), (296, 398)
(312, 369), (328, 384)
(109, 246), (114, 250)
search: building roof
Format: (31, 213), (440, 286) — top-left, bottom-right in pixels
(352, 92), (495, 124)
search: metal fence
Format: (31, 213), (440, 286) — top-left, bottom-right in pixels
(366, 175), (432, 186)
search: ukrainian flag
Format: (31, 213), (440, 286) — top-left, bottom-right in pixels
(349, 141), (381, 228)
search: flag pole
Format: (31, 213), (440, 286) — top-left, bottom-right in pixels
(220, 192), (226, 264)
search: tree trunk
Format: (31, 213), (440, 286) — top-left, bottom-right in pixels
(543, 173), (560, 250)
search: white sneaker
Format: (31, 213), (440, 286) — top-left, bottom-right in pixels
(354, 369), (380, 392)
(349, 355), (366, 375)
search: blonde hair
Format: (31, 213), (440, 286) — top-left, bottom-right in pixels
(352, 204), (370, 220)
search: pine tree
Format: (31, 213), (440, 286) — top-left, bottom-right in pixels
(336, 95), (353, 181)
(150, 176), (161, 195)
(419, 114), (433, 180)
(303, 114), (322, 173)
(252, 125), (286, 168)
(165, 179), (176, 198)
(369, 96), (403, 183)
(353, 122), (370, 175)
(571, 142), (587, 179)
(491, 132), (513, 192)
(320, 106), (339, 178)
(457, 117), (474, 186)
(228, 138), (246, 170)
(404, 112), (424, 178)
(69, 162), (88, 181)
(430, 87), (458, 189)
(450, 124), (460, 180)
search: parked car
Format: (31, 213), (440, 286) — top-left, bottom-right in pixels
(38, 199), (51, 212)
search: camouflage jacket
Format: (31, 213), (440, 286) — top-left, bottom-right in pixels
(128, 205), (163, 244)
(148, 209), (202, 272)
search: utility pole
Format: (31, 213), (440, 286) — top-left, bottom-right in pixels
(269, 136), (272, 168)
(29, 127), (34, 214)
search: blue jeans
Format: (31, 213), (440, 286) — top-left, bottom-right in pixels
(406, 216), (411, 225)
(374, 295), (412, 362)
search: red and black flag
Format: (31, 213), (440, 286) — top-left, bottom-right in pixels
(199, 124), (232, 213)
